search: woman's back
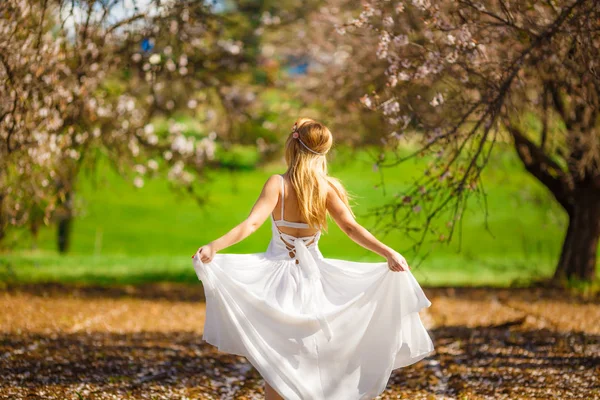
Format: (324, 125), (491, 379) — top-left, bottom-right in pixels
(271, 174), (321, 238)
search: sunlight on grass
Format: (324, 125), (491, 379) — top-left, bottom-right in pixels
(1, 145), (582, 287)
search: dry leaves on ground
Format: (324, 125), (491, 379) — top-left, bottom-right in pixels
(0, 284), (599, 399)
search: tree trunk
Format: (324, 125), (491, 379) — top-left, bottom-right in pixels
(30, 218), (40, 250)
(0, 195), (5, 244)
(553, 188), (600, 281)
(57, 190), (73, 254)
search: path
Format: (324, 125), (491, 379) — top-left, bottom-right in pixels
(0, 283), (598, 399)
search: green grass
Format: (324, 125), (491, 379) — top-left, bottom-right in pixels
(2, 145), (593, 287)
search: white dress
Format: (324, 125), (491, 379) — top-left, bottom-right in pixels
(192, 175), (434, 400)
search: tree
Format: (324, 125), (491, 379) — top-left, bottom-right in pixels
(335, 0), (599, 281)
(0, 0), (263, 250)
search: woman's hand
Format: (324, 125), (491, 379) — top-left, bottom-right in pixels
(193, 243), (216, 263)
(386, 251), (410, 272)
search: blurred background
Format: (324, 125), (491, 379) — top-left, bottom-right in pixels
(3, 0), (595, 289)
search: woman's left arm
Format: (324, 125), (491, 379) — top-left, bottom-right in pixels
(193, 175), (281, 262)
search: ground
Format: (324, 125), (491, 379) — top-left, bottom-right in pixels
(1, 284), (599, 400)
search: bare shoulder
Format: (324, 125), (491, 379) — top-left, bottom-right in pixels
(326, 182), (337, 200)
(325, 177), (342, 199)
(265, 174), (281, 186)
(262, 174), (282, 193)
(326, 181), (345, 208)
(325, 176), (355, 217)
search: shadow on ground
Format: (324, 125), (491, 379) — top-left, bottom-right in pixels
(1, 284), (599, 399)
(1, 327), (598, 399)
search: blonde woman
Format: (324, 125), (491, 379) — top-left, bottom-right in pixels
(192, 118), (434, 400)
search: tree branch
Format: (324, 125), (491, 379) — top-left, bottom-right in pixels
(506, 124), (574, 210)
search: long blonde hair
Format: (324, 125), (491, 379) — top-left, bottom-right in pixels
(285, 117), (353, 229)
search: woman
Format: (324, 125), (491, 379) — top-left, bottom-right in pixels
(192, 117), (434, 400)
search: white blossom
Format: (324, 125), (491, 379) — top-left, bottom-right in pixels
(430, 92), (444, 107)
(393, 35), (409, 47)
(376, 31), (391, 59)
(166, 59), (176, 72)
(144, 124), (155, 135)
(398, 71), (411, 81)
(133, 176), (144, 188)
(134, 164), (147, 174)
(412, 0), (431, 10)
(360, 94), (373, 108)
(147, 159), (159, 171)
(149, 53), (161, 64)
(382, 100), (400, 116)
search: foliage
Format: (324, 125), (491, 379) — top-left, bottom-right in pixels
(0, 0), (268, 243)
(330, 0), (600, 280)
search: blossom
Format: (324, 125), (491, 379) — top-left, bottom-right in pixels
(412, 0), (431, 10)
(398, 71), (411, 81)
(393, 35), (409, 47)
(166, 59), (176, 72)
(147, 160), (159, 171)
(134, 164), (147, 174)
(430, 92), (444, 107)
(382, 100), (400, 116)
(376, 31), (391, 59)
(360, 95), (373, 108)
(148, 53), (161, 64)
(133, 176), (144, 188)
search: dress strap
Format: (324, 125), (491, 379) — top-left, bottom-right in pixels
(280, 174), (285, 220)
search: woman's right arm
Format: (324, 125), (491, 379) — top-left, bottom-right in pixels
(193, 174), (281, 262)
(326, 186), (409, 272)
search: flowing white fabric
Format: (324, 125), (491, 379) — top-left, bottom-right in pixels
(192, 178), (434, 399)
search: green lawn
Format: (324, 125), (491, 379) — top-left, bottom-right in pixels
(1, 145), (590, 287)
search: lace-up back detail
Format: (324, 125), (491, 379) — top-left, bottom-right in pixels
(271, 175), (320, 263)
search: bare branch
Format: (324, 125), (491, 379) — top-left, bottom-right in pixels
(506, 124), (573, 210)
